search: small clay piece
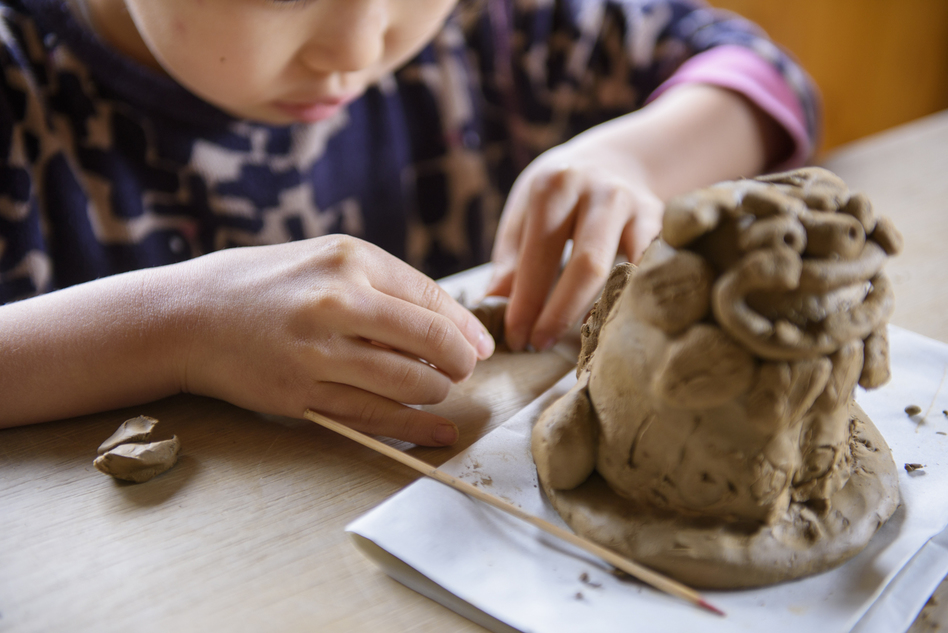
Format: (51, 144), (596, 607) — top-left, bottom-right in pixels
(904, 463), (924, 473)
(94, 416), (180, 483)
(97, 415), (159, 454)
(94, 438), (181, 483)
(905, 405), (922, 416)
(470, 296), (508, 347)
(533, 167), (902, 589)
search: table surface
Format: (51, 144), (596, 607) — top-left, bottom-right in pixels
(3, 111), (947, 633)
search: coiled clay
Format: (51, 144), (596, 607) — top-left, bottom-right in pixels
(532, 168), (902, 589)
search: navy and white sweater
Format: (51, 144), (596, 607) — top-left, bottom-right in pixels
(0, 0), (820, 303)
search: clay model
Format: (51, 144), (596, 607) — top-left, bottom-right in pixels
(532, 167), (902, 589)
(94, 416), (180, 483)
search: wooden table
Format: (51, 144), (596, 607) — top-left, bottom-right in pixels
(3, 111), (947, 633)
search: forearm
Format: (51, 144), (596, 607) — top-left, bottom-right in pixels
(567, 83), (792, 202)
(0, 264), (192, 427)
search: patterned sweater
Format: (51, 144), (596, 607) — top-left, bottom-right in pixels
(0, 0), (819, 303)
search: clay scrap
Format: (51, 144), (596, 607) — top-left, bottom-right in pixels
(470, 295), (508, 347)
(94, 415), (180, 483)
(532, 167), (902, 588)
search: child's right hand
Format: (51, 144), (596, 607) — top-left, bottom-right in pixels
(0, 235), (493, 446)
(175, 236), (495, 446)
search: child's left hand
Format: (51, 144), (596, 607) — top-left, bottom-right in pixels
(485, 84), (789, 352)
(485, 133), (664, 352)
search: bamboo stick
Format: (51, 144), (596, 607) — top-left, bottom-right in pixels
(304, 409), (725, 617)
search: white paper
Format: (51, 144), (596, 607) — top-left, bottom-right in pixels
(349, 326), (948, 633)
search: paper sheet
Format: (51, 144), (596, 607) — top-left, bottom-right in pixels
(348, 326), (948, 633)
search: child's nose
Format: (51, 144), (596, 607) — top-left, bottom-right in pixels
(299, 0), (388, 73)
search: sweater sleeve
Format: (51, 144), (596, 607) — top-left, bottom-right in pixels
(646, 45), (814, 169)
(488, 0), (821, 165)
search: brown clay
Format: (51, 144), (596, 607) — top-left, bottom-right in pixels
(578, 263), (634, 373)
(532, 167), (902, 588)
(470, 296), (508, 346)
(94, 416), (180, 483)
(94, 438), (181, 483)
(98, 415), (159, 454)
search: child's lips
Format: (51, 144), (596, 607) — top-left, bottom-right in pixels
(273, 94), (356, 122)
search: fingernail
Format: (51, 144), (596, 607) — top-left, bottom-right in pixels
(434, 423), (458, 446)
(476, 330), (495, 359)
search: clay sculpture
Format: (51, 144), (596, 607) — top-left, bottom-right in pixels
(532, 167), (902, 588)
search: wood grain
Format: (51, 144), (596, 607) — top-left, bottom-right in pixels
(0, 348), (571, 632)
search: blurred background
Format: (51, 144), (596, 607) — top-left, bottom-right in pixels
(709, 0), (948, 155)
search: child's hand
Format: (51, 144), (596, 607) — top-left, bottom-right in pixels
(485, 85), (788, 351)
(178, 236), (494, 446)
(486, 135), (664, 352)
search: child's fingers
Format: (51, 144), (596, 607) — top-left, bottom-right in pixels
(623, 203), (664, 263)
(363, 249), (495, 362)
(503, 169), (582, 351)
(486, 189), (527, 297)
(313, 336), (456, 404)
(484, 268), (514, 298)
(308, 383), (459, 446)
(528, 185), (631, 350)
(338, 296), (481, 386)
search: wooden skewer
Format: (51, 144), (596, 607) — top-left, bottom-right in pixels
(304, 409), (725, 617)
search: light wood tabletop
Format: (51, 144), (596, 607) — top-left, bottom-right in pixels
(2, 110), (947, 633)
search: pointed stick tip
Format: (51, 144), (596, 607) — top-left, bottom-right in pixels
(698, 598), (726, 617)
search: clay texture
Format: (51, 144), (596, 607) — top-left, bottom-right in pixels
(532, 168), (902, 588)
(94, 416), (180, 483)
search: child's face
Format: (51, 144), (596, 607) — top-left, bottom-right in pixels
(115, 0), (459, 124)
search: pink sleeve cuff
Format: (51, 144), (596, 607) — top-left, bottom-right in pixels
(646, 45), (813, 170)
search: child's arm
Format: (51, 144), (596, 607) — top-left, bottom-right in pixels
(0, 236), (494, 445)
(480, 0), (818, 352)
(488, 83), (789, 351)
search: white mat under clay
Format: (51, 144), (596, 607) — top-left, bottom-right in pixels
(349, 326), (948, 633)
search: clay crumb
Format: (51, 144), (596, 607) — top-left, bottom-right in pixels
(574, 592), (584, 600)
(904, 463), (925, 473)
(943, 410), (948, 417)
(579, 572), (602, 588)
(94, 416), (180, 483)
(905, 404), (922, 416)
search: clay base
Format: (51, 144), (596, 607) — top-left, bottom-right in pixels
(539, 404), (900, 589)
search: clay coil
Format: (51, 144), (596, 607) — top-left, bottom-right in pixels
(799, 210), (866, 259)
(737, 214), (807, 253)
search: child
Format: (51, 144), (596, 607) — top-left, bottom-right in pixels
(0, 0), (819, 444)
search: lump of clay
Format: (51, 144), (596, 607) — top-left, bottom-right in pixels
(94, 416), (180, 483)
(470, 295), (508, 347)
(532, 167), (902, 588)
